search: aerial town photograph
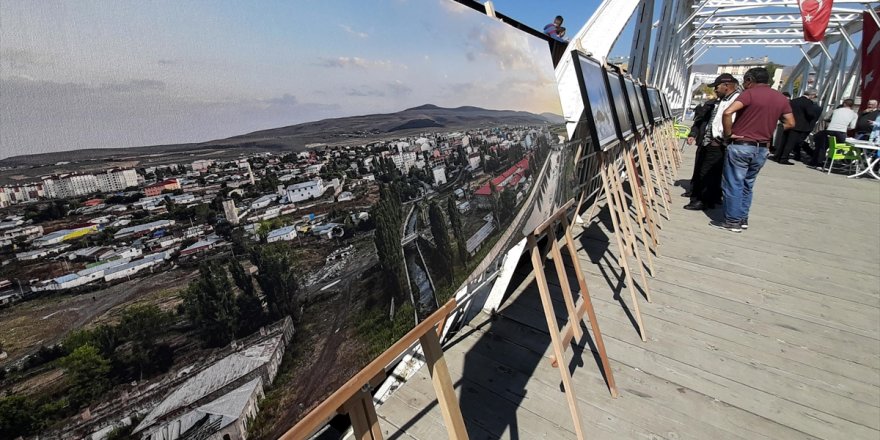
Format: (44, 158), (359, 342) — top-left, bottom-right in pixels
(0, 1), (568, 438)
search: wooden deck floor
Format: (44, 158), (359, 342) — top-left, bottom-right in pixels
(376, 147), (880, 440)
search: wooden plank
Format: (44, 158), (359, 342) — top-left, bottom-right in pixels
(500, 295), (879, 439)
(418, 331), (468, 439)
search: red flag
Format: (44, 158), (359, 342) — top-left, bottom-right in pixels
(799, 0), (833, 42)
(861, 10), (880, 111)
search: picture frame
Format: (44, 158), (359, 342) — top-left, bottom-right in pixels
(637, 83), (654, 126)
(623, 76), (645, 133)
(571, 50), (620, 150)
(605, 69), (634, 141)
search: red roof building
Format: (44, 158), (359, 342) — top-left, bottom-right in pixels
(144, 179), (181, 197)
(474, 158), (529, 197)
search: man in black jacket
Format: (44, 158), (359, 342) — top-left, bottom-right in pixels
(775, 89), (820, 164)
(683, 98), (716, 197)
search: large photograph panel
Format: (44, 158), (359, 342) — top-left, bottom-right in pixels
(605, 70), (633, 140)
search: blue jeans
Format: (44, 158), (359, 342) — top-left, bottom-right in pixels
(722, 143), (769, 223)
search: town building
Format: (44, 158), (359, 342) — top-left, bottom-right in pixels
(223, 200), (239, 225)
(390, 152), (417, 173)
(432, 166), (447, 186)
(716, 56), (785, 87)
(96, 169), (139, 193)
(266, 225), (298, 243)
(32, 225), (99, 247)
(144, 179), (181, 197)
(115, 220), (175, 239)
(43, 174), (100, 199)
(133, 318), (293, 440)
(285, 179), (325, 204)
(473, 158), (530, 209)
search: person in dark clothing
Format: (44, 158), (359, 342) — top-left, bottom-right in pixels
(683, 98), (716, 197)
(685, 74), (739, 210)
(855, 99), (879, 139)
(772, 93), (792, 155)
(775, 89), (820, 164)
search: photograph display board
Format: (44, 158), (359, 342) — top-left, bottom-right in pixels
(605, 70), (633, 141)
(660, 93), (671, 120)
(637, 84), (652, 127)
(624, 77), (645, 131)
(647, 87), (663, 122)
(572, 52), (619, 149)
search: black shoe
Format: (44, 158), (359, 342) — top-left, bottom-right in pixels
(683, 200), (705, 210)
(778, 160), (795, 165)
(709, 220), (742, 233)
(681, 191), (692, 198)
(741, 218), (749, 230)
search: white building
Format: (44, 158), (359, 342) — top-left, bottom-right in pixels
(192, 159), (215, 172)
(266, 225), (297, 243)
(286, 179), (325, 203)
(391, 152), (417, 173)
(432, 166), (447, 186)
(43, 174), (99, 199)
(251, 194), (277, 210)
(96, 169), (138, 193)
(468, 154), (482, 170)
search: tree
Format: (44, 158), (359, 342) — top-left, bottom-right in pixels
(251, 245), (301, 321)
(229, 259), (267, 337)
(62, 345), (111, 405)
(0, 395), (39, 438)
(446, 197), (467, 264)
(428, 201), (453, 281)
(371, 183), (407, 296)
(183, 263), (239, 347)
(119, 305), (170, 378)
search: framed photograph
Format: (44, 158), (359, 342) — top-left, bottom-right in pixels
(572, 51), (619, 149)
(623, 77), (645, 131)
(637, 83), (653, 126)
(647, 87), (663, 123)
(660, 92), (671, 120)
(605, 70), (633, 141)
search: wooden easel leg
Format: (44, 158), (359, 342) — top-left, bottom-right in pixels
(561, 216), (619, 397)
(345, 388), (384, 440)
(419, 331), (469, 440)
(636, 139), (664, 230)
(626, 145), (660, 252)
(599, 159), (647, 342)
(549, 228), (583, 341)
(623, 147), (657, 276)
(528, 235), (587, 440)
(607, 157), (653, 303)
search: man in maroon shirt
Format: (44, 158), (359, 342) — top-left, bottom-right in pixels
(716, 67), (794, 232)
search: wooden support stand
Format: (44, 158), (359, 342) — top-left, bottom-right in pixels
(526, 199), (618, 440)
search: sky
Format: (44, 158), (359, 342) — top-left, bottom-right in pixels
(0, 0), (834, 159)
(0, 0), (565, 158)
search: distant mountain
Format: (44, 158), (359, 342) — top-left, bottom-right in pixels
(0, 104), (556, 168)
(540, 112), (565, 124)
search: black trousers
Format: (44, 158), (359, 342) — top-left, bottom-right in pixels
(691, 143), (725, 205)
(776, 130), (809, 162)
(689, 144), (706, 192)
(811, 130), (847, 166)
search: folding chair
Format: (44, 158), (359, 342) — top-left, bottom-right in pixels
(824, 136), (862, 175)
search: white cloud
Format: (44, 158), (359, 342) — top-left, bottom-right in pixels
(316, 56), (393, 70)
(339, 24), (369, 38)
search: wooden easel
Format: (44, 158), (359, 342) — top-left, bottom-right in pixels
(526, 199), (618, 440)
(598, 151), (651, 342)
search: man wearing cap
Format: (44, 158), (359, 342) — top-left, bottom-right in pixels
(717, 67), (794, 233)
(684, 73), (739, 210)
(775, 89), (820, 164)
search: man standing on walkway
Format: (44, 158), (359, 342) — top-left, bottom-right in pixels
(685, 74), (739, 210)
(716, 67), (794, 232)
(683, 98), (716, 198)
(775, 89), (820, 164)
(810, 99), (858, 167)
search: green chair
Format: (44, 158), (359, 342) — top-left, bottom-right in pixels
(673, 123), (690, 140)
(825, 136), (861, 175)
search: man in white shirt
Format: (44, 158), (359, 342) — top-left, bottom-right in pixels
(810, 99), (858, 167)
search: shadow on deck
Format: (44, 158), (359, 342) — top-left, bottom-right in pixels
(376, 147), (880, 440)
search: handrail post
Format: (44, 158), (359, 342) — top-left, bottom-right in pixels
(419, 329), (469, 439)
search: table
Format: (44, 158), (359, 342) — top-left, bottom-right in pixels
(845, 138), (880, 180)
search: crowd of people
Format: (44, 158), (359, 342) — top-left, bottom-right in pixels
(685, 67), (879, 233)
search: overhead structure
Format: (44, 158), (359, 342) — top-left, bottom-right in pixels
(558, 0), (877, 121)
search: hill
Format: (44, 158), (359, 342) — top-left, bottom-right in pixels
(0, 105), (557, 170)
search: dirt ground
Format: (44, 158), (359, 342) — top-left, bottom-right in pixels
(0, 267), (198, 366)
